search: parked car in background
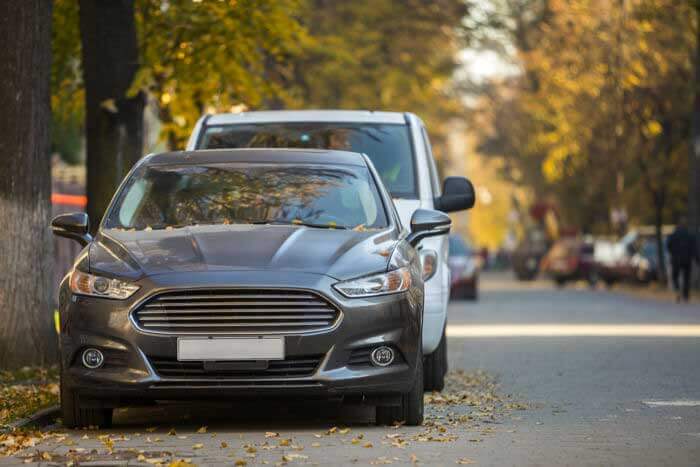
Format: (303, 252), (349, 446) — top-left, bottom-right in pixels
(631, 239), (662, 283)
(186, 110), (476, 392)
(448, 235), (479, 300)
(52, 149), (455, 428)
(541, 237), (597, 287)
(595, 228), (671, 285)
(512, 229), (548, 281)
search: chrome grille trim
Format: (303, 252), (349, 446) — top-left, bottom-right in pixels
(149, 354), (323, 379)
(131, 288), (341, 335)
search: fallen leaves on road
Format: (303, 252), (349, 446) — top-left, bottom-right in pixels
(0, 366), (58, 427)
(456, 457), (476, 464)
(168, 459), (194, 466)
(0, 369), (526, 465)
(0, 430), (47, 457)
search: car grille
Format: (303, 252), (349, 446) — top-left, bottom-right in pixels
(149, 355), (323, 379)
(150, 381), (323, 389)
(132, 289), (340, 335)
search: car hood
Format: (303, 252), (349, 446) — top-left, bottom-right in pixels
(89, 224), (396, 281)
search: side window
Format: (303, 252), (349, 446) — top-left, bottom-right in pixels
(421, 127), (441, 197)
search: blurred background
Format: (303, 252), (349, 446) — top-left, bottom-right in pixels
(1, 0), (698, 368)
(2, 3), (700, 463)
(48, 0), (698, 294)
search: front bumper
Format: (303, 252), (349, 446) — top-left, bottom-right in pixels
(59, 270), (422, 406)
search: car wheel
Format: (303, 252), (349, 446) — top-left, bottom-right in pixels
(587, 271), (599, 288)
(423, 329), (447, 392)
(466, 282), (478, 301)
(376, 353), (424, 426)
(61, 370), (112, 429)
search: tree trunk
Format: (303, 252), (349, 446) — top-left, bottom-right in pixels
(0, 0), (57, 368)
(690, 4), (700, 246)
(79, 0), (144, 231)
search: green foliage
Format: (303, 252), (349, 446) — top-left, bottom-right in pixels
(134, 0), (309, 149)
(50, 0), (469, 156)
(51, 0), (83, 164)
(292, 0), (468, 155)
(474, 0), (696, 232)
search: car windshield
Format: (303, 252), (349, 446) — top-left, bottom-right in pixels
(449, 236), (471, 257)
(197, 123), (417, 199)
(103, 163), (389, 231)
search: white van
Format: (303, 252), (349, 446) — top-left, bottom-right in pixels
(186, 110), (475, 391)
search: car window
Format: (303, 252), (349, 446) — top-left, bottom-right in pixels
(421, 126), (441, 197)
(198, 123), (417, 199)
(449, 236), (470, 256)
(104, 163), (389, 231)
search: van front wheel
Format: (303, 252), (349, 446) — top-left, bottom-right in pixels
(423, 329), (447, 392)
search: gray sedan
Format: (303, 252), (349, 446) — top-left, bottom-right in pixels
(51, 149), (460, 428)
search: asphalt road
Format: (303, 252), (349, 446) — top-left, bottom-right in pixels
(6, 272), (700, 466)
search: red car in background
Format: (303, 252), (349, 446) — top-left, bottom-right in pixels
(541, 237), (598, 287)
(448, 235), (480, 300)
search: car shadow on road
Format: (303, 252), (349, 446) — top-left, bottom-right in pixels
(109, 400), (377, 431)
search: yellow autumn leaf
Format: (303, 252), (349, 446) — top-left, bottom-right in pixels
(643, 120), (663, 138)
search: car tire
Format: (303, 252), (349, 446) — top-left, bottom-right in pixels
(587, 271), (599, 288)
(423, 329), (447, 392)
(376, 354), (424, 426)
(466, 283), (478, 301)
(61, 371), (113, 429)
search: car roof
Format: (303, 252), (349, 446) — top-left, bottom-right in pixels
(143, 148), (368, 167)
(205, 110), (408, 125)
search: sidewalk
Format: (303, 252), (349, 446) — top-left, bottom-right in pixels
(612, 281), (699, 305)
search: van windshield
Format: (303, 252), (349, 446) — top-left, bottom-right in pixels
(198, 122), (417, 199)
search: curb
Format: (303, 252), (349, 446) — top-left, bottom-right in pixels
(4, 405), (60, 431)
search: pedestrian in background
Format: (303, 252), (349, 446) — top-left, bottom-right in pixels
(667, 217), (698, 303)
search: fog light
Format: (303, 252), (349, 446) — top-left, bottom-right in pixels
(81, 348), (104, 369)
(370, 346), (395, 367)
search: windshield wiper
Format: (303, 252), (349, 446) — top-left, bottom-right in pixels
(292, 221), (348, 230)
(246, 219), (348, 230)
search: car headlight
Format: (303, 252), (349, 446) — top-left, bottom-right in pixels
(419, 249), (438, 281)
(333, 267), (412, 298)
(69, 270), (140, 299)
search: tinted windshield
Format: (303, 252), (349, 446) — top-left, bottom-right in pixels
(104, 163), (388, 231)
(198, 123), (416, 198)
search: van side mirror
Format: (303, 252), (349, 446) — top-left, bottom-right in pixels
(435, 177), (475, 212)
(406, 209), (451, 247)
(51, 212), (93, 246)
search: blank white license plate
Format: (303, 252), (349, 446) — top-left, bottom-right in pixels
(177, 337), (284, 361)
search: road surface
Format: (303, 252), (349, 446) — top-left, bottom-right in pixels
(5, 272), (700, 466)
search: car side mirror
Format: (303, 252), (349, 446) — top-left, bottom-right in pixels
(406, 209), (451, 247)
(51, 212), (93, 246)
(435, 176), (475, 212)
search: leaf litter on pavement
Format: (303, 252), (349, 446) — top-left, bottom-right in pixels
(2, 370), (528, 465)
